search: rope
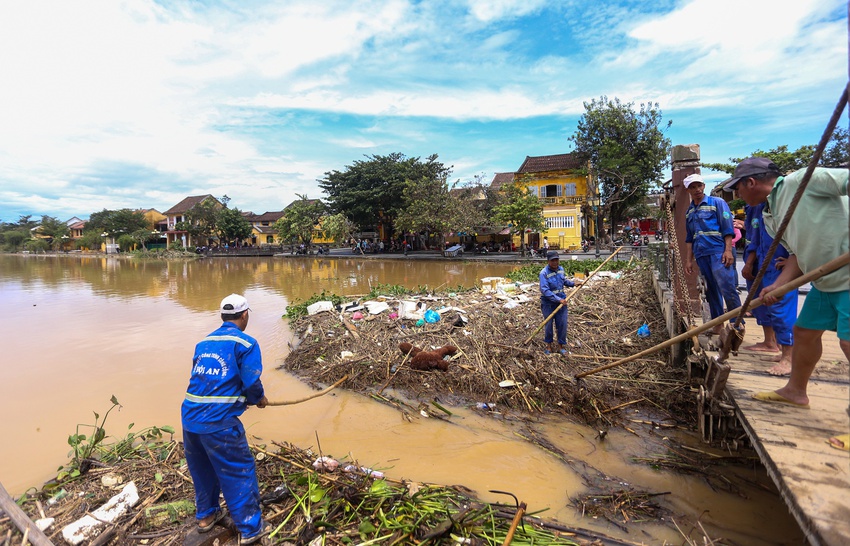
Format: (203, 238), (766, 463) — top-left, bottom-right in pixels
(664, 193), (695, 328)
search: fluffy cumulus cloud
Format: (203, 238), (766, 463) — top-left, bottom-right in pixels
(0, 0), (845, 222)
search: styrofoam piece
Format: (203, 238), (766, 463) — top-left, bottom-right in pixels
(364, 301), (390, 314)
(62, 482), (139, 545)
(399, 300), (424, 320)
(307, 301), (334, 315)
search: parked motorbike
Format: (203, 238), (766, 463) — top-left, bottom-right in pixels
(581, 239), (590, 252)
(654, 229), (664, 241)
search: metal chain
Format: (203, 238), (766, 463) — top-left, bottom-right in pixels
(664, 193), (695, 327)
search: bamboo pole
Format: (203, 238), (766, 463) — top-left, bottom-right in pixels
(0, 482), (54, 546)
(575, 251), (850, 379)
(266, 375), (349, 406)
(501, 501), (527, 546)
(523, 247), (623, 345)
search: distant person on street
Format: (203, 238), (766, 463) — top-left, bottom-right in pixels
(726, 157), (849, 450)
(181, 294), (270, 542)
(741, 202), (797, 376)
(542, 236), (549, 251)
(683, 173), (742, 334)
(539, 250), (579, 355)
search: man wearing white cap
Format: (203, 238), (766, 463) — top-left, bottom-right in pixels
(725, 159), (849, 443)
(181, 294), (270, 543)
(682, 173), (742, 333)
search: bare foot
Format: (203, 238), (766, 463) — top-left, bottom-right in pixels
(767, 361), (792, 376)
(761, 354), (781, 363)
(742, 342), (780, 353)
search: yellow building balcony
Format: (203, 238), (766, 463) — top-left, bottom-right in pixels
(539, 196), (587, 206)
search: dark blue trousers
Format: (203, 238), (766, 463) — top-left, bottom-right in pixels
(696, 254), (742, 324)
(183, 422), (263, 538)
(750, 266), (797, 345)
(541, 299), (568, 345)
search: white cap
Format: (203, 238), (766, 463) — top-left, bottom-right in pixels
(683, 173), (704, 188)
(220, 294), (249, 314)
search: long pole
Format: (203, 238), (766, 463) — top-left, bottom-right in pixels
(575, 251), (850, 378)
(266, 375), (349, 406)
(523, 247), (622, 345)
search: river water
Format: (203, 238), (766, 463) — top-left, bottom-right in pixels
(0, 255), (804, 544)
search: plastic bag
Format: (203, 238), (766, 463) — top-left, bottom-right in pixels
(637, 323), (650, 338)
(424, 309), (440, 323)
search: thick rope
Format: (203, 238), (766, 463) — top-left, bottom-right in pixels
(664, 193), (695, 328)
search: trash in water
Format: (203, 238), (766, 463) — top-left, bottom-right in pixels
(424, 309), (440, 323)
(313, 456), (339, 471)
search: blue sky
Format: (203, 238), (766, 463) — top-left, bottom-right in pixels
(0, 0), (846, 223)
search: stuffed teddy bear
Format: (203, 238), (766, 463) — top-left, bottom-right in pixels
(398, 342), (458, 371)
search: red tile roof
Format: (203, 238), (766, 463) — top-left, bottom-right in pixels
(490, 172), (515, 190)
(249, 211), (286, 222)
(163, 195), (218, 215)
(517, 153), (583, 174)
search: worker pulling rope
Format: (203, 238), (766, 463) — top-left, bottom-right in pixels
(718, 85), (850, 361)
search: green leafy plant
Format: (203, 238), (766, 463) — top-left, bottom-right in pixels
(66, 395), (122, 474)
(61, 396), (176, 481)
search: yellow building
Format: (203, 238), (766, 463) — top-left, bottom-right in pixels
(510, 153), (593, 251)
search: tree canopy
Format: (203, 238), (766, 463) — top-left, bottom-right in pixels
(320, 213), (358, 245)
(703, 128), (849, 175)
(274, 195), (326, 246)
(319, 153), (452, 232)
(175, 199), (220, 245)
(394, 175), (456, 247)
(85, 209), (149, 237)
(570, 96), (671, 232)
(492, 178), (545, 255)
(216, 207), (253, 243)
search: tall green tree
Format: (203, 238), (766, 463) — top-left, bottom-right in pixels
(176, 199), (220, 246)
(216, 207), (253, 244)
(395, 175), (457, 248)
(319, 153), (451, 233)
(38, 215), (70, 248)
(274, 195), (326, 247)
(570, 96), (672, 238)
(321, 213), (358, 245)
(704, 129), (849, 175)
(86, 209), (148, 238)
(492, 179), (545, 255)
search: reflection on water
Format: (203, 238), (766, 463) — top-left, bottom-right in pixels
(0, 255), (803, 544)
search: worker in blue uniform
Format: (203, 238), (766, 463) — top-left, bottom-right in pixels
(683, 173), (743, 333)
(742, 202), (797, 375)
(181, 294), (269, 544)
(539, 250), (579, 355)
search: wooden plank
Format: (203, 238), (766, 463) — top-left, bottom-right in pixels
(0, 481), (54, 546)
(718, 341), (850, 546)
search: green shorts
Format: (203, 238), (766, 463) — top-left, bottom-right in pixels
(796, 286), (850, 341)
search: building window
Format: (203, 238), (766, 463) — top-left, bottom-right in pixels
(544, 184), (561, 198)
(564, 183), (576, 196)
(545, 216), (575, 229)
(527, 185), (538, 197)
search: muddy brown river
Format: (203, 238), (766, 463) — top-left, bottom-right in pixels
(0, 255), (804, 544)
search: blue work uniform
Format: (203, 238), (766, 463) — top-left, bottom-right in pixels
(181, 321), (265, 539)
(539, 264), (575, 346)
(686, 195), (742, 323)
(745, 203), (797, 346)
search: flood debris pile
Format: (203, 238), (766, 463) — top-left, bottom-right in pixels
(282, 267), (691, 426)
(1, 437), (615, 546)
